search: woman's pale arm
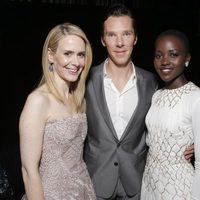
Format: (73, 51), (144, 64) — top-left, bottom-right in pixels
(19, 92), (48, 200)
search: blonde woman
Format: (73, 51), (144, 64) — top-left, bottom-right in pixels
(19, 22), (96, 200)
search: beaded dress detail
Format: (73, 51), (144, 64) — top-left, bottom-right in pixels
(22, 113), (96, 200)
(141, 82), (200, 200)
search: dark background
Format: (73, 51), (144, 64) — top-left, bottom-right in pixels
(1, 0), (200, 199)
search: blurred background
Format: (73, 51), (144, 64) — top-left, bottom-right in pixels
(1, 0), (200, 199)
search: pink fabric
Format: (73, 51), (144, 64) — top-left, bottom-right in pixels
(22, 113), (96, 200)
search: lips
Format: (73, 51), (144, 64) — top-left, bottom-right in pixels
(160, 67), (173, 74)
(66, 67), (80, 75)
(115, 50), (126, 53)
(68, 68), (78, 73)
(114, 50), (126, 57)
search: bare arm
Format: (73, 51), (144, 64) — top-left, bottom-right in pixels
(19, 92), (49, 200)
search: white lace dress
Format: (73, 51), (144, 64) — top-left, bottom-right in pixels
(141, 82), (200, 200)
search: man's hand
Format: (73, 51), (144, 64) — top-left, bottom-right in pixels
(184, 144), (194, 162)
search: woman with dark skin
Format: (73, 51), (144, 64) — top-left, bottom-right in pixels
(141, 30), (200, 199)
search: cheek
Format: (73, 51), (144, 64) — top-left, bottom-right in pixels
(62, 58), (71, 66)
(154, 59), (159, 68)
(105, 40), (115, 47)
(173, 59), (185, 70)
(129, 46), (134, 53)
(55, 55), (70, 66)
(79, 58), (85, 67)
(126, 41), (134, 50)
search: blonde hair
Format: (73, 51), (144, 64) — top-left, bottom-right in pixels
(38, 22), (92, 112)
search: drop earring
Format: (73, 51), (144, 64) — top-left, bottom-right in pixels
(185, 61), (189, 67)
(48, 63), (53, 72)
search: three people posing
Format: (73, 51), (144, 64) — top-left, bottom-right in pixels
(19, 3), (198, 200)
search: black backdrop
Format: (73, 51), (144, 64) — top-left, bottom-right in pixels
(1, 0), (200, 199)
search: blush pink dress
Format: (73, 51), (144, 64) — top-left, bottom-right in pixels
(22, 113), (96, 200)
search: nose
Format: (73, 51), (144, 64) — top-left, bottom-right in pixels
(116, 35), (124, 47)
(71, 55), (79, 66)
(161, 55), (170, 65)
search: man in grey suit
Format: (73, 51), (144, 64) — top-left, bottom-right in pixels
(84, 3), (193, 200)
(84, 4), (157, 199)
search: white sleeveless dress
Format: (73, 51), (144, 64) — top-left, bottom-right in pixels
(141, 82), (200, 200)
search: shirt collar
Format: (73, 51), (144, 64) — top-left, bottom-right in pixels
(103, 59), (137, 82)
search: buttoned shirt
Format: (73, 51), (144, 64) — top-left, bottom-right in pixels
(104, 61), (138, 139)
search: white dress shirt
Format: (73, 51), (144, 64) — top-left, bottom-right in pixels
(104, 62), (138, 139)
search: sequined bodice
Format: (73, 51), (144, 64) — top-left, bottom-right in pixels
(22, 113), (96, 200)
(40, 113), (87, 173)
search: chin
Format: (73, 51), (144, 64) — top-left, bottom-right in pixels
(158, 74), (171, 82)
(66, 76), (79, 83)
(71, 78), (79, 83)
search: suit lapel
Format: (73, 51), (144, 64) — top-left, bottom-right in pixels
(92, 64), (118, 140)
(120, 68), (145, 141)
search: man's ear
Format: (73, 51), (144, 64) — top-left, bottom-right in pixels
(101, 37), (106, 47)
(134, 35), (138, 45)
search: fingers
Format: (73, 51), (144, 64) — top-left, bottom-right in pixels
(184, 144), (195, 163)
(184, 154), (193, 162)
(183, 144), (194, 156)
(186, 144), (194, 151)
(184, 149), (194, 156)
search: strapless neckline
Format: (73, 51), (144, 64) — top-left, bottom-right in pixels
(46, 113), (86, 124)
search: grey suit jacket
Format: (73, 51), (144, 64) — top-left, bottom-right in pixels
(84, 61), (158, 199)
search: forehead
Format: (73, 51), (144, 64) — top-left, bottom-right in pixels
(156, 35), (185, 50)
(104, 16), (133, 32)
(57, 35), (85, 50)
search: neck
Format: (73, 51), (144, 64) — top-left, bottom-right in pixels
(165, 74), (188, 89)
(106, 61), (133, 92)
(106, 61), (133, 79)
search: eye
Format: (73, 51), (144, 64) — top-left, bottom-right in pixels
(169, 53), (178, 58)
(155, 54), (162, 59)
(78, 52), (85, 58)
(123, 31), (132, 36)
(106, 32), (116, 37)
(64, 51), (73, 56)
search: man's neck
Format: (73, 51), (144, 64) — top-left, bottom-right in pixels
(106, 61), (134, 92)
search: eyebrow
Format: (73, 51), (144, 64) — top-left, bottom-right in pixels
(63, 50), (85, 53)
(104, 30), (134, 34)
(155, 48), (179, 52)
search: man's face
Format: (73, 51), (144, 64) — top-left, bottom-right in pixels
(102, 16), (137, 67)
